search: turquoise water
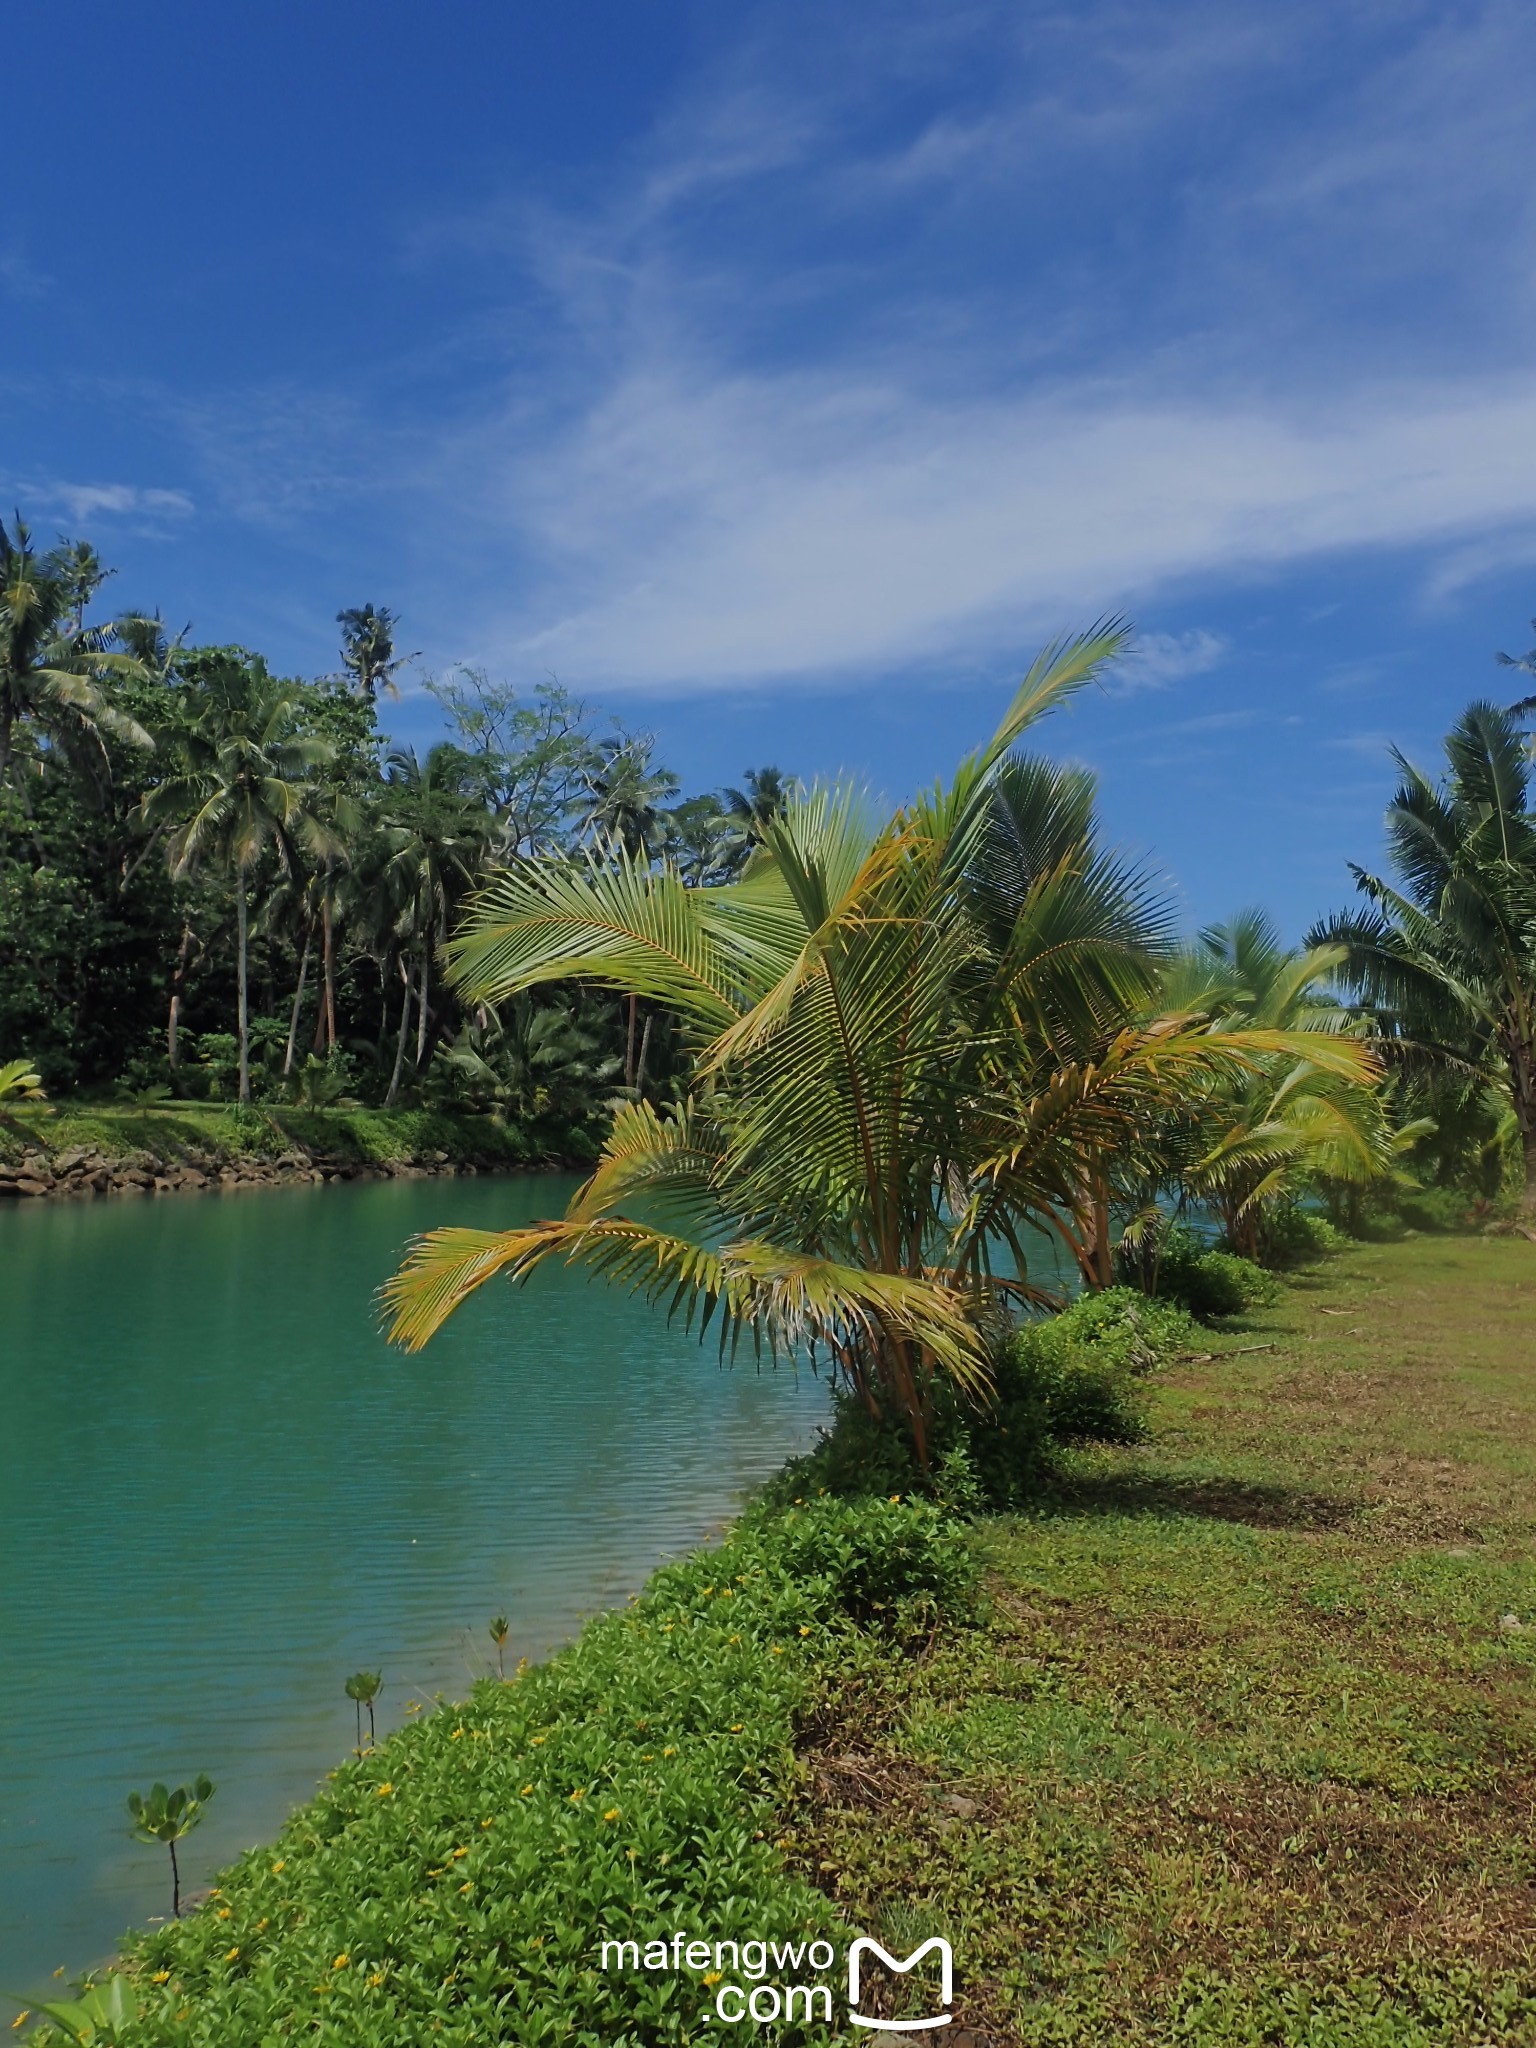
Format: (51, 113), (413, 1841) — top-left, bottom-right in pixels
(0, 1176), (830, 1988)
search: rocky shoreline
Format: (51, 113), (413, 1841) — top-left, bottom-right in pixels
(0, 1143), (493, 1201)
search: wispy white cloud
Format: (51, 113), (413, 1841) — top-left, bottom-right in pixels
(8, 479), (195, 529)
(1103, 629), (1228, 694)
(395, 0), (1536, 692)
(0, 243), (51, 300)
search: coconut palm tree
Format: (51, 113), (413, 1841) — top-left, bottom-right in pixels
(1148, 911), (1396, 1259)
(580, 734), (682, 1083)
(337, 604), (416, 701)
(1311, 700), (1536, 1216)
(385, 625), (1373, 1459)
(140, 657), (334, 1102)
(378, 745), (488, 1101)
(714, 766), (796, 878)
(0, 518), (150, 798)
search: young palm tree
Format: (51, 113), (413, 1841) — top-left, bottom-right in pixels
(384, 626), (1373, 1459)
(141, 657), (333, 1102)
(0, 518), (150, 797)
(1311, 701), (1536, 1216)
(1147, 911), (1394, 1259)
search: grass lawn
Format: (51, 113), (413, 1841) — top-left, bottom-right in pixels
(794, 1236), (1536, 2045)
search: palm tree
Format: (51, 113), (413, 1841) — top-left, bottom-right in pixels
(385, 625), (1371, 1459)
(715, 765), (795, 876)
(580, 734), (681, 1083)
(378, 746), (487, 1101)
(337, 604), (416, 701)
(141, 657), (333, 1102)
(1311, 701), (1536, 1216)
(1495, 619), (1536, 717)
(0, 518), (149, 798)
(1148, 911), (1395, 1259)
(50, 539), (114, 631)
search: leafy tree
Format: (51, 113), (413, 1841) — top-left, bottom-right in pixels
(1311, 701), (1536, 1217)
(426, 668), (602, 856)
(141, 654), (333, 1101)
(344, 1669), (381, 1748)
(715, 765), (796, 877)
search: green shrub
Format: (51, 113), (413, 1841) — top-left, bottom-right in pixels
(772, 1289), (1200, 1515)
(60, 1499), (970, 2046)
(1253, 1205), (1348, 1268)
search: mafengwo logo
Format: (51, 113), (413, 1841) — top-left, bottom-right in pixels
(598, 1928), (955, 2030)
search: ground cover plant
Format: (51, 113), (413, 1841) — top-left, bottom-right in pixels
(790, 1233), (1536, 2045)
(13, 1498), (973, 2045)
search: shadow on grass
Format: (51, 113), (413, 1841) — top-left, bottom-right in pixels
(1046, 1468), (1360, 1532)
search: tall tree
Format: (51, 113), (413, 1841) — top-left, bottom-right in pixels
(1311, 701), (1536, 1216)
(0, 518), (149, 798)
(715, 765), (795, 876)
(141, 655), (333, 1101)
(377, 745), (487, 1102)
(337, 604), (416, 701)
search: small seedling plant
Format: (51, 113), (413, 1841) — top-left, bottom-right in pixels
(126, 1776), (214, 1919)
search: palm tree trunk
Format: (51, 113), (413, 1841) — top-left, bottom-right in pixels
(386, 961), (412, 1106)
(284, 922), (313, 1077)
(625, 992), (638, 1089)
(236, 881), (251, 1104)
(322, 889), (337, 1051)
(169, 1837), (182, 1920)
(167, 919), (194, 1074)
(415, 946), (430, 1069)
(635, 1009), (654, 1093)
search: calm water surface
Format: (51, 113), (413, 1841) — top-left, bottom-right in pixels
(0, 1175), (830, 1985)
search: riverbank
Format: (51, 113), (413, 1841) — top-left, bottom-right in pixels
(13, 1233), (1533, 2044)
(0, 1104), (590, 1199)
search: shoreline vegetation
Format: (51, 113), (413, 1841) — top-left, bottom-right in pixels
(0, 1105), (589, 1201)
(14, 1226), (1533, 2045)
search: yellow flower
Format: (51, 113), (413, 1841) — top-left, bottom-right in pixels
(603, 1807), (620, 1821)
(257, 1917), (269, 1931)
(521, 1784), (533, 1796)
(375, 1782), (394, 1796)
(458, 1881), (474, 1894)
(333, 1953), (349, 1970)
(450, 1727), (465, 1741)
(152, 1971), (171, 1984)
(406, 1701), (420, 1714)
(799, 1625), (811, 1636)
(480, 1817), (493, 1829)
(720, 1587), (733, 1597)
(531, 1734), (546, 1746)
(771, 1645), (784, 1655)
(569, 1787), (585, 1802)
(271, 1859), (286, 1874)
(225, 1947), (240, 1962)
(662, 1623), (674, 1633)
(10, 2013), (27, 2031)
(889, 1493), (902, 1503)
(703, 1970), (723, 1986)
(450, 1846), (468, 1860)
(625, 1848), (638, 1860)
(367, 1971), (384, 1987)
(217, 1906), (231, 1919)
(663, 1746), (677, 1757)
(729, 1723), (743, 1732)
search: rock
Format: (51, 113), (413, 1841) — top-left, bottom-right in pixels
(1499, 1613), (1525, 1634)
(939, 1792), (978, 1819)
(13, 1175), (53, 1197)
(54, 1147), (90, 1173)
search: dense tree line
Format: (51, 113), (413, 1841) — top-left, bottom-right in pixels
(0, 519), (791, 1134)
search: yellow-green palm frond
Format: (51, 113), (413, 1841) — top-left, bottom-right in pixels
(447, 850), (774, 1030)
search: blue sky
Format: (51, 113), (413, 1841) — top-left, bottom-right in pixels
(7, 0), (1536, 935)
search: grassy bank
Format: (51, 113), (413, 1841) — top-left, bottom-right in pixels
(800, 1235), (1536, 2045)
(13, 1235), (1534, 2045)
(0, 1102), (584, 1174)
